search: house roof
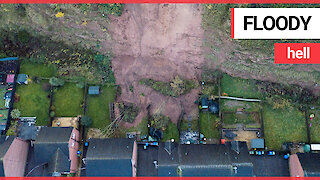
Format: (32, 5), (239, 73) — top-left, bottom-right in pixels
(35, 127), (73, 143)
(3, 138), (29, 177)
(297, 153), (320, 177)
(250, 138), (265, 149)
(85, 138), (134, 177)
(47, 148), (70, 175)
(86, 138), (134, 160)
(88, 86), (100, 95)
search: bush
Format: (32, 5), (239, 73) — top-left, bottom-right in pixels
(31, 76), (41, 84)
(49, 77), (65, 87)
(151, 114), (170, 129)
(140, 76), (198, 97)
(49, 111), (56, 118)
(76, 81), (85, 89)
(10, 109), (21, 119)
(118, 102), (139, 123)
(81, 115), (92, 127)
(42, 82), (51, 91)
(98, 4), (124, 16)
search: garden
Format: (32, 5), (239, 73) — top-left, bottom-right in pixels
(87, 86), (116, 128)
(140, 76), (198, 97)
(14, 80), (51, 126)
(309, 105), (320, 143)
(263, 102), (308, 150)
(199, 112), (220, 139)
(162, 121), (179, 142)
(53, 83), (84, 117)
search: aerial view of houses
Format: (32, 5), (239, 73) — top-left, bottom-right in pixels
(0, 3), (319, 177)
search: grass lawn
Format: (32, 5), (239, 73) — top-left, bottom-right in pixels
(263, 103), (308, 150)
(309, 106), (320, 143)
(14, 81), (50, 126)
(220, 99), (261, 112)
(221, 74), (262, 99)
(19, 62), (57, 78)
(222, 112), (259, 125)
(180, 118), (198, 131)
(162, 121), (179, 142)
(54, 83), (84, 117)
(0, 87), (6, 109)
(200, 112), (220, 139)
(127, 117), (149, 136)
(87, 86), (116, 129)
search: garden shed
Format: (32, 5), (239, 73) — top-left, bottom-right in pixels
(17, 74), (28, 84)
(88, 86), (100, 95)
(251, 138), (265, 149)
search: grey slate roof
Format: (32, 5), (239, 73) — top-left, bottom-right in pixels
(297, 153), (320, 177)
(47, 148), (70, 175)
(35, 127), (72, 143)
(251, 139), (265, 149)
(85, 138), (134, 177)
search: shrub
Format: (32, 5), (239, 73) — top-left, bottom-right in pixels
(76, 81), (85, 89)
(140, 76), (198, 97)
(81, 115), (92, 127)
(31, 76), (41, 84)
(118, 102), (139, 123)
(10, 109), (21, 119)
(42, 82), (51, 91)
(49, 77), (65, 87)
(151, 114), (170, 129)
(98, 4), (124, 17)
(49, 111), (56, 118)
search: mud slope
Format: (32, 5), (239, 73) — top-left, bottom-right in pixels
(108, 4), (204, 126)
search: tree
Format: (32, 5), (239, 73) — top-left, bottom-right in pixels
(170, 76), (185, 96)
(10, 109), (21, 119)
(42, 82), (51, 91)
(76, 81), (85, 88)
(49, 77), (65, 87)
(81, 116), (92, 127)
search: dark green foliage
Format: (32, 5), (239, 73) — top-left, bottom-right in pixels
(151, 114), (170, 129)
(49, 77), (65, 87)
(81, 115), (92, 127)
(76, 81), (85, 89)
(118, 102), (139, 123)
(42, 82), (51, 92)
(49, 111), (55, 118)
(94, 53), (115, 84)
(98, 4), (124, 17)
(256, 80), (317, 108)
(31, 76), (41, 84)
(140, 76), (198, 97)
(17, 30), (30, 44)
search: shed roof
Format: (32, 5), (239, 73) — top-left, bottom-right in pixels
(88, 86), (100, 95)
(17, 74), (28, 84)
(35, 127), (73, 143)
(250, 139), (265, 149)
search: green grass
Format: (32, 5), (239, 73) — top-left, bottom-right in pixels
(19, 62), (57, 78)
(87, 86), (116, 129)
(162, 121), (179, 142)
(127, 116), (149, 136)
(220, 99), (261, 112)
(222, 112), (258, 125)
(309, 106), (320, 143)
(199, 112), (220, 139)
(263, 103), (308, 150)
(221, 74), (262, 99)
(180, 119), (198, 131)
(0, 109), (8, 125)
(54, 83), (84, 117)
(14, 81), (50, 126)
(0, 87), (7, 109)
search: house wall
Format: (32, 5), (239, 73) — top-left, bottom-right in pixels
(131, 140), (138, 177)
(69, 128), (80, 174)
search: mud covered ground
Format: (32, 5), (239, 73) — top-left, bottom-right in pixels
(107, 4), (204, 126)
